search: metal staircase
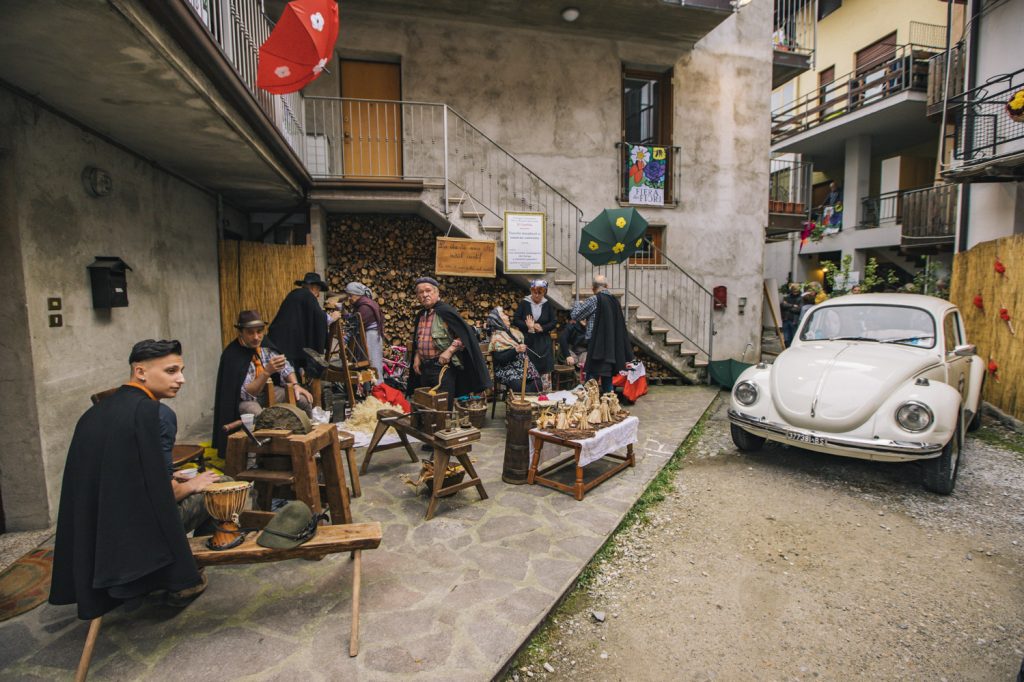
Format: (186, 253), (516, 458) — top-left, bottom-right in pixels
(303, 97), (713, 382)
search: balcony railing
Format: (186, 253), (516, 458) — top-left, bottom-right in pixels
(184, 0), (305, 159)
(901, 184), (958, 248)
(927, 41), (965, 117)
(768, 156), (812, 216)
(859, 190), (903, 229)
(772, 44), (940, 144)
(616, 143), (682, 206)
(908, 21), (947, 50)
(773, 0), (815, 58)
(951, 66), (1024, 166)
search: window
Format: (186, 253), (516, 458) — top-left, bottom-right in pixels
(622, 67), (674, 204)
(818, 0), (841, 21)
(630, 225), (665, 266)
(818, 66), (836, 120)
(943, 312), (961, 351)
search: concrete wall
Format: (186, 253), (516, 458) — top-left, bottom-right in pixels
(314, 1), (771, 360)
(0, 88), (223, 529)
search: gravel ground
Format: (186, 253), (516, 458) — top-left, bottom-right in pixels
(510, 396), (1024, 681)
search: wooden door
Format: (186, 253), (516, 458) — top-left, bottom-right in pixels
(340, 60), (402, 178)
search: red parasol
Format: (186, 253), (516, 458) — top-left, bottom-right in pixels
(257, 0), (339, 95)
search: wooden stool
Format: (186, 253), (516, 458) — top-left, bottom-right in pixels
(74, 515), (383, 680)
(224, 424), (359, 524)
(552, 364), (577, 390)
(361, 410), (487, 520)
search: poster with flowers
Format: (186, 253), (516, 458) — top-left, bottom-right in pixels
(626, 144), (667, 206)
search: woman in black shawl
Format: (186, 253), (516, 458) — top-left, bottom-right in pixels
(487, 307), (542, 393)
(513, 280), (556, 388)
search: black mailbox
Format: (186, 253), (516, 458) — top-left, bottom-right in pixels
(87, 257), (132, 309)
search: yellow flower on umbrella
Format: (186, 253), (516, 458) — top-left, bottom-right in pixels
(615, 217), (627, 228)
(607, 259), (618, 264)
(588, 240), (600, 251)
(612, 242), (625, 254)
(635, 238), (643, 247)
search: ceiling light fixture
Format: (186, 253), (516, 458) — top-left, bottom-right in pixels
(561, 7), (580, 22)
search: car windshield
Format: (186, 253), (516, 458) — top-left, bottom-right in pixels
(798, 304), (936, 348)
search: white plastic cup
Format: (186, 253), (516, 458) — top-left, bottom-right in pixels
(240, 414), (255, 430)
(177, 468), (198, 480)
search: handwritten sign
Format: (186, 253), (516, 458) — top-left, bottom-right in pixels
(435, 237), (496, 278)
(503, 212), (546, 274)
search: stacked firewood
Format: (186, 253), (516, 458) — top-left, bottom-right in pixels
(326, 214), (524, 347)
(326, 214), (680, 380)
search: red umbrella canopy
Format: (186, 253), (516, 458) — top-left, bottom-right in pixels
(257, 0), (339, 94)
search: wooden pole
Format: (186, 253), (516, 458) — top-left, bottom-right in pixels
(348, 550), (362, 657)
(75, 617), (103, 682)
(520, 353), (530, 400)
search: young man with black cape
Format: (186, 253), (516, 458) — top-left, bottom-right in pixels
(266, 272), (340, 377)
(583, 275), (633, 394)
(50, 340), (212, 621)
(211, 310), (314, 455)
(407, 276), (491, 407)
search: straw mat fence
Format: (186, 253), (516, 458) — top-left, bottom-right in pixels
(950, 234), (1024, 421)
(218, 241), (315, 348)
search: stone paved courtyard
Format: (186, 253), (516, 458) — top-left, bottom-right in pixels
(0, 385), (717, 681)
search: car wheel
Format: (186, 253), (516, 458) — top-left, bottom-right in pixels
(922, 417), (961, 495)
(730, 423), (766, 452)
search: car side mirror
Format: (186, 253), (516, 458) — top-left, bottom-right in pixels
(951, 344), (976, 357)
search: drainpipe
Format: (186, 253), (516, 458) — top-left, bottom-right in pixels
(442, 106), (450, 219)
(958, 0), (982, 253)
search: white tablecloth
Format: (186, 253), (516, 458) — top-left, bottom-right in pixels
(535, 415), (639, 468)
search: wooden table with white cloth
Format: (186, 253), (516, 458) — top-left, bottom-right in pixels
(527, 416), (638, 500)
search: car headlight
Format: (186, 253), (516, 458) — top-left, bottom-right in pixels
(734, 380), (759, 406)
(896, 401), (933, 432)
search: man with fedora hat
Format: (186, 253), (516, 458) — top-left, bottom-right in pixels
(267, 272), (340, 378)
(212, 310), (313, 455)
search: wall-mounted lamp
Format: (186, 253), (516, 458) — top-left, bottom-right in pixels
(738, 297), (748, 315)
(82, 166), (113, 198)
(561, 7), (580, 22)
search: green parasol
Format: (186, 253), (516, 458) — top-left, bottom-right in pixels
(578, 208), (649, 266)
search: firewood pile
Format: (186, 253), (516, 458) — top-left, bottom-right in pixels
(326, 214), (682, 381)
(326, 214), (525, 348)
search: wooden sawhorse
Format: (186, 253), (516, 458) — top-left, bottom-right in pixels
(73, 515), (383, 681)
(224, 424), (361, 525)
(361, 409), (487, 520)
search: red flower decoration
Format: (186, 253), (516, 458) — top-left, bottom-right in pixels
(973, 294), (984, 310)
(988, 358), (1000, 382)
(999, 307), (1016, 335)
(994, 257), (1006, 275)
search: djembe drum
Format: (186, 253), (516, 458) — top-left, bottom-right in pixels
(203, 480), (253, 550)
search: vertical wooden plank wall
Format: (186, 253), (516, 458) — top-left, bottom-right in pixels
(950, 234), (1024, 421)
(218, 241), (316, 348)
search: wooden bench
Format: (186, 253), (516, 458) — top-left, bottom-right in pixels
(74, 515), (383, 681)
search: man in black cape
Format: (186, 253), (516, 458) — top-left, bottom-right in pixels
(266, 272), (339, 377)
(584, 275), (633, 394)
(50, 340), (209, 620)
(212, 310), (314, 455)
(407, 276), (491, 407)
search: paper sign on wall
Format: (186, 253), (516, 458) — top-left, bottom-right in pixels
(503, 212), (546, 274)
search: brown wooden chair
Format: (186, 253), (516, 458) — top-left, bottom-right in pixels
(90, 387), (205, 471)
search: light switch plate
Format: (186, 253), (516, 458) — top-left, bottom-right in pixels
(48, 297), (62, 310)
(49, 314), (63, 328)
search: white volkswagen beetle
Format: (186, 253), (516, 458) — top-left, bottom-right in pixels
(729, 294), (984, 494)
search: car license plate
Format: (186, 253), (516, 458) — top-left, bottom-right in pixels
(786, 431), (826, 446)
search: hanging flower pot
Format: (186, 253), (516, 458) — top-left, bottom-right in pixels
(1008, 89), (1024, 123)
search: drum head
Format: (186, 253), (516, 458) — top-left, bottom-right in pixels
(205, 480), (251, 494)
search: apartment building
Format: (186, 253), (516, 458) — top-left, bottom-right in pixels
(764, 0), (956, 289)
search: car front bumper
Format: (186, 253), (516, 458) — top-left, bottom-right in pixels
(727, 409), (945, 462)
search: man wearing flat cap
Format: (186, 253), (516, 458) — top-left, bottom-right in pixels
(267, 272), (340, 377)
(212, 310), (313, 455)
(408, 277), (491, 407)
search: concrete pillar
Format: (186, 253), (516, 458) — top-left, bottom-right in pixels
(309, 203), (327, 274)
(843, 136), (871, 228)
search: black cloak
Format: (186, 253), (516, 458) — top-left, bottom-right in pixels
(513, 298), (557, 375)
(407, 301), (492, 397)
(211, 339), (285, 455)
(586, 292), (634, 377)
(267, 287), (327, 376)
(50, 385), (201, 620)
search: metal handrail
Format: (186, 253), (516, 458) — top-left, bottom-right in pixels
(950, 66), (1024, 164)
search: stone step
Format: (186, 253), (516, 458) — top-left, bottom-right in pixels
(635, 315), (655, 322)
(650, 327), (669, 335)
(553, 278), (575, 286)
(422, 179), (446, 189)
(693, 358), (709, 367)
(447, 196), (467, 205)
(481, 224), (503, 232)
(461, 210), (486, 219)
